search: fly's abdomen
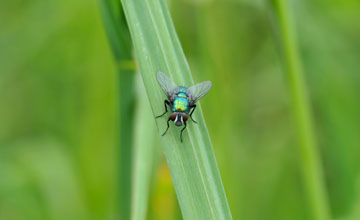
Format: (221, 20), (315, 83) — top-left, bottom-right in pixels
(172, 97), (190, 113)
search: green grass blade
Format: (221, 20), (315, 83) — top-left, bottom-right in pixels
(98, 1), (135, 219)
(270, 0), (331, 219)
(131, 76), (161, 220)
(120, 0), (232, 219)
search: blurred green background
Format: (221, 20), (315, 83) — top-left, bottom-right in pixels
(1, 0), (360, 219)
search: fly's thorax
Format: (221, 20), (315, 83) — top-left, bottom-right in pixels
(171, 96), (190, 113)
(170, 112), (188, 126)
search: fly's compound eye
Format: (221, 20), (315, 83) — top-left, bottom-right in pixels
(170, 112), (177, 121)
(182, 114), (188, 122)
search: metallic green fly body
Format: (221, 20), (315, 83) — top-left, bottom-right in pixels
(155, 72), (212, 142)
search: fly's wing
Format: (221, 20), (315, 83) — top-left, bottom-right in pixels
(186, 81), (212, 105)
(156, 72), (178, 101)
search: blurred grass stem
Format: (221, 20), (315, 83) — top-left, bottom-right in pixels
(271, 0), (331, 219)
(99, 1), (135, 219)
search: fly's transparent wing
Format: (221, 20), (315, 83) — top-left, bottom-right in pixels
(156, 72), (178, 100)
(186, 81), (212, 105)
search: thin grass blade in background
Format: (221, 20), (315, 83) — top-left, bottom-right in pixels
(120, 0), (232, 219)
(270, 0), (331, 219)
(99, 1), (135, 219)
(131, 75), (161, 220)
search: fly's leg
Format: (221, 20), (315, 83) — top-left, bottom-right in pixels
(180, 121), (187, 142)
(162, 117), (171, 136)
(156, 100), (170, 118)
(189, 105), (197, 123)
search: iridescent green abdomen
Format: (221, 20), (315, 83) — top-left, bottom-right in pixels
(172, 89), (190, 113)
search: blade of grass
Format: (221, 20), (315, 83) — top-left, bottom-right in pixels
(349, 177), (360, 219)
(270, 0), (331, 219)
(98, 1), (135, 219)
(120, 0), (232, 219)
(131, 74), (161, 220)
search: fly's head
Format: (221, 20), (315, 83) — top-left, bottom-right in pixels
(170, 112), (188, 126)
